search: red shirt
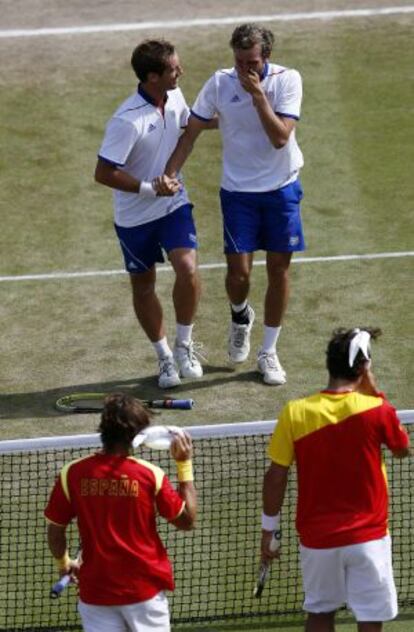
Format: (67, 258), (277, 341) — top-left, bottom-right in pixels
(268, 392), (409, 548)
(45, 453), (184, 605)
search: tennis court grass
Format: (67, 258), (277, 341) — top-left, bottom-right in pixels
(1, 9), (413, 630)
(1, 20), (413, 440)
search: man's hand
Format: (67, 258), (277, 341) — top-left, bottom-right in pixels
(170, 430), (193, 461)
(261, 529), (281, 563)
(152, 175), (181, 196)
(59, 558), (80, 583)
(238, 69), (264, 99)
(357, 363), (380, 396)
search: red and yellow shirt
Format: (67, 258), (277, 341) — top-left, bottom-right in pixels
(45, 453), (184, 605)
(268, 391), (409, 548)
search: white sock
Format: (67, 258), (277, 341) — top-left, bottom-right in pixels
(176, 323), (193, 346)
(261, 326), (282, 354)
(153, 337), (172, 359)
(231, 300), (248, 313)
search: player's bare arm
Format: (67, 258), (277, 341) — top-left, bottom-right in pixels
(95, 157), (179, 196)
(47, 523), (80, 578)
(170, 431), (197, 530)
(239, 70), (295, 149)
(261, 462), (288, 561)
(165, 115), (212, 178)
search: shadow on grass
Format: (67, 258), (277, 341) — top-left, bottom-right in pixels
(0, 364), (266, 420)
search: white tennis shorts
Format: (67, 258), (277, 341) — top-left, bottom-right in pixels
(300, 535), (398, 621)
(78, 591), (170, 632)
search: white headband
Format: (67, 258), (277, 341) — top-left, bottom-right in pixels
(348, 329), (371, 367)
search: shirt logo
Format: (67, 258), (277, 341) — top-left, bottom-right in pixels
(148, 123), (157, 133)
(80, 477), (139, 497)
(230, 94), (241, 103)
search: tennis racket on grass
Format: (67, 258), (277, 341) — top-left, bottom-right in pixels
(55, 393), (194, 413)
(253, 530), (281, 598)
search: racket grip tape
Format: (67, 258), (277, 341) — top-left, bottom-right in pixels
(50, 574), (71, 598)
(149, 399), (194, 410)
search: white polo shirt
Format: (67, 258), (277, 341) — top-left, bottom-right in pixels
(98, 85), (190, 227)
(191, 63), (304, 192)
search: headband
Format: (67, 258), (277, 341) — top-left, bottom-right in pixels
(348, 329), (371, 367)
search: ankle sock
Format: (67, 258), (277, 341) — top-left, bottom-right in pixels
(153, 337), (172, 359)
(231, 303), (251, 325)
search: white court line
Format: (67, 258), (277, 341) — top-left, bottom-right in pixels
(1, 251), (413, 283)
(1, 6), (413, 38)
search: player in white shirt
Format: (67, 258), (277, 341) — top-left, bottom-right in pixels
(95, 40), (204, 389)
(165, 24), (306, 386)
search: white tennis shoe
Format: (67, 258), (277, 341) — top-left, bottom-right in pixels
(257, 350), (287, 385)
(173, 340), (204, 379)
(158, 355), (181, 389)
(228, 305), (255, 363)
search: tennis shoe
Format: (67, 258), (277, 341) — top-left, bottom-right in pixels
(158, 355), (181, 389)
(228, 305), (255, 363)
(257, 350), (286, 386)
(173, 340), (204, 379)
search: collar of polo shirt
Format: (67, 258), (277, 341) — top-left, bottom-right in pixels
(138, 83), (168, 107)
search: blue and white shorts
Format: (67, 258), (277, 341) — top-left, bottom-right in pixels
(115, 204), (197, 273)
(220, 179), (305, 254)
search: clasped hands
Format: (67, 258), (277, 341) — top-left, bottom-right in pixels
(152, 174), (181, 196)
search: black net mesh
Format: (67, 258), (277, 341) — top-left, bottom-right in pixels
(0, 424), (413, 630)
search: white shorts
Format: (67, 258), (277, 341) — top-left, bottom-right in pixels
(300, 536), (398, 621)
(78, 591), (170, 632)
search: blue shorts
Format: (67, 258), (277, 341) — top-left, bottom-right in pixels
(220, 179), (305, 254)
(115, 204), (197, 273)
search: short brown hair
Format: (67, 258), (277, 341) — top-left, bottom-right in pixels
(230, 23), (274, 58)
(99, 393), (152, 450)
(131, 39), (175, 82)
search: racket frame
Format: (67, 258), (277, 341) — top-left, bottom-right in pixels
(55, 393), (194, 413)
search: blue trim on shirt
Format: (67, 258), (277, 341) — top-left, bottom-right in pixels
(97, 155), (124, 168)
(260, 62), (269, 81)
(276, 112), (300, 121)
(190, 109), (213, 122)
(137, 84), (168, 106)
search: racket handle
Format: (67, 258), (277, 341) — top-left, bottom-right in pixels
(269, 529), (281, 552)
(149, 399), (194, 410)
(253, 531), (281, 598)
(50, 574), (71, 598)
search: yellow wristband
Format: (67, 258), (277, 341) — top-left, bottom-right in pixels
(55, 551), (71, 571)
(176, 459), (194, 482)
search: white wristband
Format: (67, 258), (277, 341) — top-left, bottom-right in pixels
(261, 512), (280, 532)
(139, 181), (157, 198)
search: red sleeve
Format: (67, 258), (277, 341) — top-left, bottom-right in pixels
(155, 475), (185, 522)
(44, 474), (76, 526)
(380, 399), (410, 452)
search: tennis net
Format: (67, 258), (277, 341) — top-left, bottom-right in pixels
(1, 412), (413, 630)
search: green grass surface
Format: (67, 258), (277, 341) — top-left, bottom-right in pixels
(1, 10), (413, 632)
(1, 17), (413, 440)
